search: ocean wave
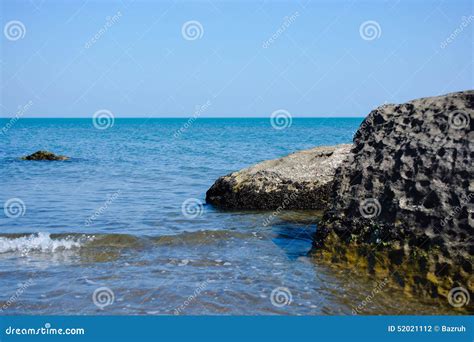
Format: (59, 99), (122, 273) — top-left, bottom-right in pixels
(152, 230), (258, 246)
(0, 229), (259, 255)
(0, 232), (87, 254)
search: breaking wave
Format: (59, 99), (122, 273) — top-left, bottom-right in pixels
(0, 229), (259, 255)
(0, 232), (87, 254)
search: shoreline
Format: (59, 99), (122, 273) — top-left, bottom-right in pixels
(206, 90), (473, 310)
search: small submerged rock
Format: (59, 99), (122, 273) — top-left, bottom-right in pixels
(21, 150), (69, 161)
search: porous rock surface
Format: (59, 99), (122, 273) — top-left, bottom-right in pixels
(206, 144), (352, 209)
(314, 91), (473, 305)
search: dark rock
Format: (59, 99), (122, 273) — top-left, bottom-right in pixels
(21, 150), (69, 161)
(313, 90), (473, 305)
(206, 144), (352, 209)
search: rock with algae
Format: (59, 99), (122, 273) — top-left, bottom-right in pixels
(313, 90), (473, 309)
(206, 144), (352, 209)
(21, 150), (69, 161)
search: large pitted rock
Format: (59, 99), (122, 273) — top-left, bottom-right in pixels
(22, 150), (69, 161)
(206, 144), (352, 209)
(313, 91), (473, 306)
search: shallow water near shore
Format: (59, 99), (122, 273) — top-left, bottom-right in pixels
(0, 118), (458, 315)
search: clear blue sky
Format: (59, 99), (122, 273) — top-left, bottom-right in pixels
(1, 0), (472, 118)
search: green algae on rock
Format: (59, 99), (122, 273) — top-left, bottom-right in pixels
(313, 90), (473, 309)
(21, 150), (69, 161)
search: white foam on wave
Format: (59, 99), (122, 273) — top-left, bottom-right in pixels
(0, 232), (84, 254)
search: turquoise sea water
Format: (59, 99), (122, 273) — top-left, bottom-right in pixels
(0, 118), (456, 315)
(1, 118), (360, 236)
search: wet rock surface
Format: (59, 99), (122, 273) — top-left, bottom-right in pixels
(22, 150), (69, 161)
(206, 144), (352, 209)
(314, 91), (473, 306)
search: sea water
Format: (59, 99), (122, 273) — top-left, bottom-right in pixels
(0, 118), (455, 314)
